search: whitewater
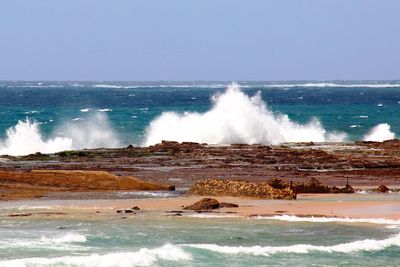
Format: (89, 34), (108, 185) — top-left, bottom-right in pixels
(1, 213), (399, 266)
(0, 81), (399, 156)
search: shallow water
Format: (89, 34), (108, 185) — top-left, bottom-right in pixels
(0, 201), (399, 266)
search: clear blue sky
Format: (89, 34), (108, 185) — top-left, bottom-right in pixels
(0, 0), (399, 81)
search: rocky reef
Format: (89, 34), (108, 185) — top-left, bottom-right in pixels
(0, 170), (174, 200)
(1, 139), (400, 200)
(187, 179), (295, 199)
(268, 178), (355, 194)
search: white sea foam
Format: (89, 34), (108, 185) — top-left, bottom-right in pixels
(0, 244), (192, 267)
(0, 233), (87, 251)
(98, 108), (112, 112)
(0, 113), (120, 156)
(93, 84), (124, 89)
(143, 83), (347, 146)
(252, 215), (400, 225)
(90, 82), (400, 89)
(363, 123), (395, 142)
(185, 232), (400, 256)
(56, 113), (120, 150)
(261, 82), (400, 88)
(80, 108), (90, 112)
(0, 119), (72, 156)
(44, 233), (87, 244)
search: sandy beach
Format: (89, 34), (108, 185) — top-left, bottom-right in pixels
(2, 193), (399, 221)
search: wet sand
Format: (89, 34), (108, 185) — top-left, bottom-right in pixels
(2, 193), (399, 221)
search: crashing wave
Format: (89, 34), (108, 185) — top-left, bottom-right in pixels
(143, 83), (347, 146)
(0, 113), (120, 156)
(363, 123), (395, 141)
(0, 244), (191, 267)
(185, 232), (400, 256)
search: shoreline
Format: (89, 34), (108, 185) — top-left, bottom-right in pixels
(2, 193), (399, 221)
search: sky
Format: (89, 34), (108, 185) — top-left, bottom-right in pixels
(0, 0), (399, 81)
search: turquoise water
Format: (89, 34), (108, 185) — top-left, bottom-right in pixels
(0, 81), (400, 155)
(0, 213), (399, 266)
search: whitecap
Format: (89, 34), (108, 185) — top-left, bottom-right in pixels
(0, 244), (191, 267)
(349, 125), (362, 128)
(184, 232), (400, 255)
(80, 108), (90, 112)
(98, 109), (112, 112)
(252, 215), (400, 225)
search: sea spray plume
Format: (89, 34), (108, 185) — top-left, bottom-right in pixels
(0, 118), (72, 156)
(0, 113), (120, 156)
(363, 123), (395, 141)
(56, 112), (120, 149)
(143, 83), (346, 146)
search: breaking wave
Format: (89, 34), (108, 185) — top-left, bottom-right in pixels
(185, 232), (400, 256)
(0, 113), (120, 156)
(363, 123), (396, 141)
(0, 233), (87, 251)
(252, 215), (400, 225)
(0, 244), (191, 267)
(143, 83), (347, 146)
(261, 82), (400, 88)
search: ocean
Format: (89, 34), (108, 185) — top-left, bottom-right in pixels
(0, 81), (399, 155)
(1, 81), (400, 266)
(0, 196), (399, 266)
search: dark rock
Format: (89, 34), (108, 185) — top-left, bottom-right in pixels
(377, 184), (390, 193)
(167, 213), (182, 217)
(268, 178), (289, 189)
(219, 202), (239, 208)
(116, 210), (123, 213)
(131, 206), (140, 210)
(340, 184), (355, 193)
(124, 209), (135, 214)
(166, 210), (184, 213)
(184, 198), (220, 210)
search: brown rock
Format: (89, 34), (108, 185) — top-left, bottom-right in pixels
(183, 198), (220, 210)
(0, 170), (174, 201)
(377, 184), (390, 193)
(187, 179), (295, 200)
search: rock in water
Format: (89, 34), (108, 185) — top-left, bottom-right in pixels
(377, 184), (390, 193)
(184, 198), (220, 210)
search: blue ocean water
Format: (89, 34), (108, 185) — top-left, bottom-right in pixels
(0, 81), (399, 155)
(0, 203), (399, 267)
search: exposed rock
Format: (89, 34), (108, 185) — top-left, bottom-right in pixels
(291, 178), (354, 194)
(183, 198), (220, 210)
(124, 209), (135, 214)
(0, 170), (175, 200)
(377, 184), (390, 193)
(219, 202), (239, 208)
(132, 206), (140, 210)
(187, 179), (295, 200)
